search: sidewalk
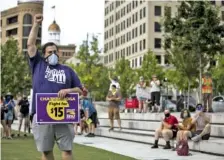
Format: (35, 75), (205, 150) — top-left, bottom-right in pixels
(11, 121), (224, 160)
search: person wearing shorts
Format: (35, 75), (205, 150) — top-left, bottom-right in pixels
(4, 93), (15, 139)
(27, 14), (82, 160)
(82, 95), (97, 137)
(106, 84), (122, 132)
(17, 96), (30, 137)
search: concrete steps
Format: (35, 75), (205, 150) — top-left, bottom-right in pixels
(96, 126), (224, 156)
(99, 119), (224, 138)
(95, 112), (224, 156)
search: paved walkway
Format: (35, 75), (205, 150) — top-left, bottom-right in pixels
(10, 121), (224, 160)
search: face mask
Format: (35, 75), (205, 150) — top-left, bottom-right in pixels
(165, 113), (170, 118)
(47, 54), (58, 66)
(183, 113), (188, 118)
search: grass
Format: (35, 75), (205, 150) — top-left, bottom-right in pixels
(1, 132), (136, 160)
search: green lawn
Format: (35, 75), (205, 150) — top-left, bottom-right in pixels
(1, 133), (136, 160)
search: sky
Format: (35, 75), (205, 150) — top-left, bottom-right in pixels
(0, 0), (105, 50)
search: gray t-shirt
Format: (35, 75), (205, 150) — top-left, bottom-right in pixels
(107, 91), (121, 107)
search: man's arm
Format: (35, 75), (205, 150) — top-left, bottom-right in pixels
(27, 14), (43, 58)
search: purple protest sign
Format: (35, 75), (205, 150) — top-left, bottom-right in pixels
(36, 93), (80, 124)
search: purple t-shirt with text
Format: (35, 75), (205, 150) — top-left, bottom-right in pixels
(29, 52), (82, 114)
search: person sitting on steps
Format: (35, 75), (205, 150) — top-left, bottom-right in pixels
(151, 109), (178, 149)
(175, 109), (196, 144)
(191, 104), (211, 142)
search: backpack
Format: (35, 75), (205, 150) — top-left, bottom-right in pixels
(176, 140), (189, 156)
(19, 100), (29, 114)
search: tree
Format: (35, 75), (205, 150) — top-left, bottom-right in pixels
(137, 50), (164, 83)
(1, 39), (32, 96)
(114, 58), (135, 98)
(164, 1), (224, 103)
(68, 36), (109, 101)
(212, 55), (224, 95)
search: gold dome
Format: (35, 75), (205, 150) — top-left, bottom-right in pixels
(48, 20), (60, 32)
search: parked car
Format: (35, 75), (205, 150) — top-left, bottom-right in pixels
(212, 96), (224, 112)
(176, 95), (197, 112)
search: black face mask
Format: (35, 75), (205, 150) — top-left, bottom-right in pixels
(165, 113), (170, 118)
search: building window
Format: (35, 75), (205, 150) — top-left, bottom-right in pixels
(6, 28), (18, 37)
(132, 59), (134, 68)
(222, 11), (224, 21)
(135, 58), (137, 67)
(139, 25), (142, 35)
(140, 9), (142, 19)
(22, 38), (28, 49)
(222, 0), (224, 5)
(0, 20), (2, 27)
(210, 0), (216, 5)
(135, 12), (138, 22)
(132, 29), (135, 38)
(155, 6), (161, 16)
(132, 1), (135, 9)
(165, 55), (169, 64)
(164, 6), (171, 17)
(7, 15), (18, 25)
(135, 27), (138, 37)
(135, 43), (138, 53)
(143, 7), (146, 17)
(165, 38), (171, 49)
(139, 57), (142, 66)
(143, 39), (146, 49)
(143, 23), (146, 33)
(140, 40), (142, 51)
(154, 22), (161, 32)
(23, 26), (32, 37)
(23, 14), (32, 24)
(132, 14), (135, 24)
(132, 44), (135, 54)
(156, 55), (161, 64)
(154, 38), (161, 48)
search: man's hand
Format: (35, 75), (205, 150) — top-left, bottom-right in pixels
(34, 14), (43, 24)
(58, 89), (71, 98)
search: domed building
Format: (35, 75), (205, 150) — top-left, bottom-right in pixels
(0, 0), (43, 54)
(48, 20), (61, 45)
(46, 19), (76, 63)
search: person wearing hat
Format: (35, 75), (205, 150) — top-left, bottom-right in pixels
(4, 92), (16, 139)
(136, 76), (147, 113)
(191, 104), (211, 142)
(150, 75), (161, 112)
(202, 73), (213, 112)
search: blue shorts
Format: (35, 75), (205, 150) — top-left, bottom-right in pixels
(5, 111), (13, 121)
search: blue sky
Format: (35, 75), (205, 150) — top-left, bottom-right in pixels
(0, 0), (104, 50)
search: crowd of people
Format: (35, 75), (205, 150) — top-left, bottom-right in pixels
(1, 13), (215, 160)
(1, 93), (31, 139)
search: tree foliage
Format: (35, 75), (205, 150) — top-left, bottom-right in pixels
(114, 58), (135, 98)
(164, 1), (224, 96)
(1, 39), (32, 96)
(137, 50), (164, 82)
(212, 55), (224, 95)
(68, 36), (109, 101)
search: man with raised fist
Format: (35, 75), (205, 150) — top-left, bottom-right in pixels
(27, 14), (82, 160)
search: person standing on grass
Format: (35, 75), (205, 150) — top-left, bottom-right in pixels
(17, 95), (30, 137)
(106, 85), (122, 132)
(4, 93), (16, 139)
(27, 14), (82, 160)
(1, 96), (8, 138)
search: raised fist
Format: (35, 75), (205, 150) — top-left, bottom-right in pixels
(34, 14), (43, 24)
